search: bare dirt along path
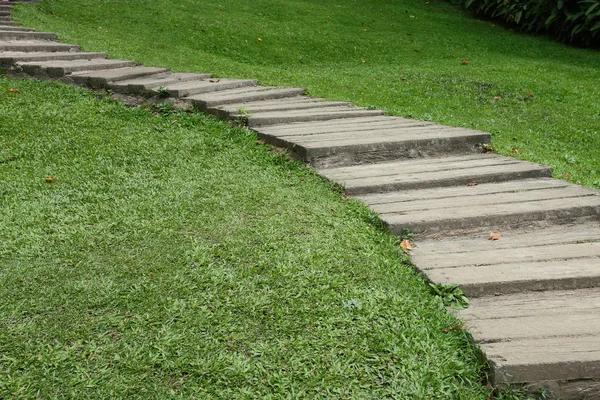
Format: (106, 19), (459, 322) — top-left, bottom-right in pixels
(2, 2), (600, 397)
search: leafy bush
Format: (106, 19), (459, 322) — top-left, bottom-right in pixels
(454, 0), (600, 46)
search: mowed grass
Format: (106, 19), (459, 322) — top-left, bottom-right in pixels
(14, 0), (600, 189)
(0, 78), (491, 398)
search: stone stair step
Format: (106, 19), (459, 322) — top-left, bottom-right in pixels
(108, 72), (211, 95)
(215, 97), (351, 116)
(0, 51), (105, 66)
(357, 178), (600, 236)
(0, 25), (33, 31)
(0, 40), (79, 52)
(458, 289), (600, 398)
(0, 30), (56, 41)
(17, 58), (134, 78)
(164, 78), (257, 98)
(0, 11), (11, 17)
(216, 98), (353, 119)
(0, 21), (19, 26)
(410, 223), (600, 296)
(68, 66), (171, 88)
(246, 107), (384, 127)
(192, 87), (307, 110)
(255, 118), (489, 167)
(318, 154), (552, 195)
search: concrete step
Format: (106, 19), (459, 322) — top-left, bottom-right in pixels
(0, 51), (105, 66)
(245, 107), (384, 127)
(0, 30), (56, 41)
(0, 40), (78, 52)
(456, 289), (600, 399)
(0, 11), (10, 17)
(254, 116), (490, 168)
(357, 178), (600, 237)
(318, 154), (552, 195)
(214, 97), (351, 117)
(188, 86), (306, 110)
(18, 58), (134, 78)
(0, 25), (33, 31)
(68, 66), (171, 88)
(411, 225), (600, 297)
(0, 21), (20, 26)
(164, 78), (257, 98)
(109, 72), (211, 95)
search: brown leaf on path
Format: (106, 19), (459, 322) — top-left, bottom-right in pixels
(400, 239), (413, 252)
(488, 232), (502, 241)
(44, 177), (56, 183)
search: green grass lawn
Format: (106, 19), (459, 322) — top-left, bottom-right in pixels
(0, 78), (495, 398)
(13, 0), (600, 189)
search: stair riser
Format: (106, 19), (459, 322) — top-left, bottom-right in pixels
(107, 74), (211, 96)
(276, 135), (491, 169)
(247, 111), (384, 128)
(68, 69), (171, 88)
(0, 43), (79, 52)
(452, 274), (600, 298)
(343, 168), (552, 195)
(197, 89), (307, 111)
(0, 31), (56, 40)
(386, 208), (600, 238)
(19, 61), (133, 78)
(0, 53), (106, 67)
(169, 80), (257, 97)
(0, 26), (34, 31)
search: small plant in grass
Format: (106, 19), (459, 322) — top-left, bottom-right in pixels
(236, 106), (251, 116)
(152, 85), (171, 98)
(149, 102), (175, 116)
(429, 283), (470, 310)
(399, 228), (414, 241)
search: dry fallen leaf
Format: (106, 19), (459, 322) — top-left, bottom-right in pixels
(257, 37), (262, 42)
(400, 239), (413, 252)
(256, 140), (265, 145)
(461, 60), (468, 65)
(8, 88), (19, 94)
(563, 172), (569, 179)
(488, 232), (502, 241)
(493, 96), (501, 100)
(511, 147), (522, 155)
(44, 177), (56, 183)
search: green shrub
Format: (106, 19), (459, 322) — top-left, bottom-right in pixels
(454, 0), (600, 46)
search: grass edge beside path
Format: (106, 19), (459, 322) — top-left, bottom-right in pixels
(0, 77), (502, 398)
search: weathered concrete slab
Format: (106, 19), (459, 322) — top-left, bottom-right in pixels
(246, 107), (384, 127)
(216, 97), (350, 115)
(18, 58), (134, 78)
(191, 87), (307, 110)
(358, 179), (600, 235)
(0, 30), (56, 40)
(165, 78), (257, 97)
(319, 154), (552, 194)
(108, 72), (211, 95)
(0, 25), (33, 31)
(0, 40), (79, 52)
(481, 336), (600, 385)
(254, 121), (490, 167)
(0, 51), (105, 66)
(68, 66), (170, 88)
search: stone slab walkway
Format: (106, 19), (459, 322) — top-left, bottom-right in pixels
(2, 2), (600, 397)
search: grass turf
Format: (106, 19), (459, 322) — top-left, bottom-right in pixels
(13, 0), (600, 189)
(0, 77), (492, 398)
